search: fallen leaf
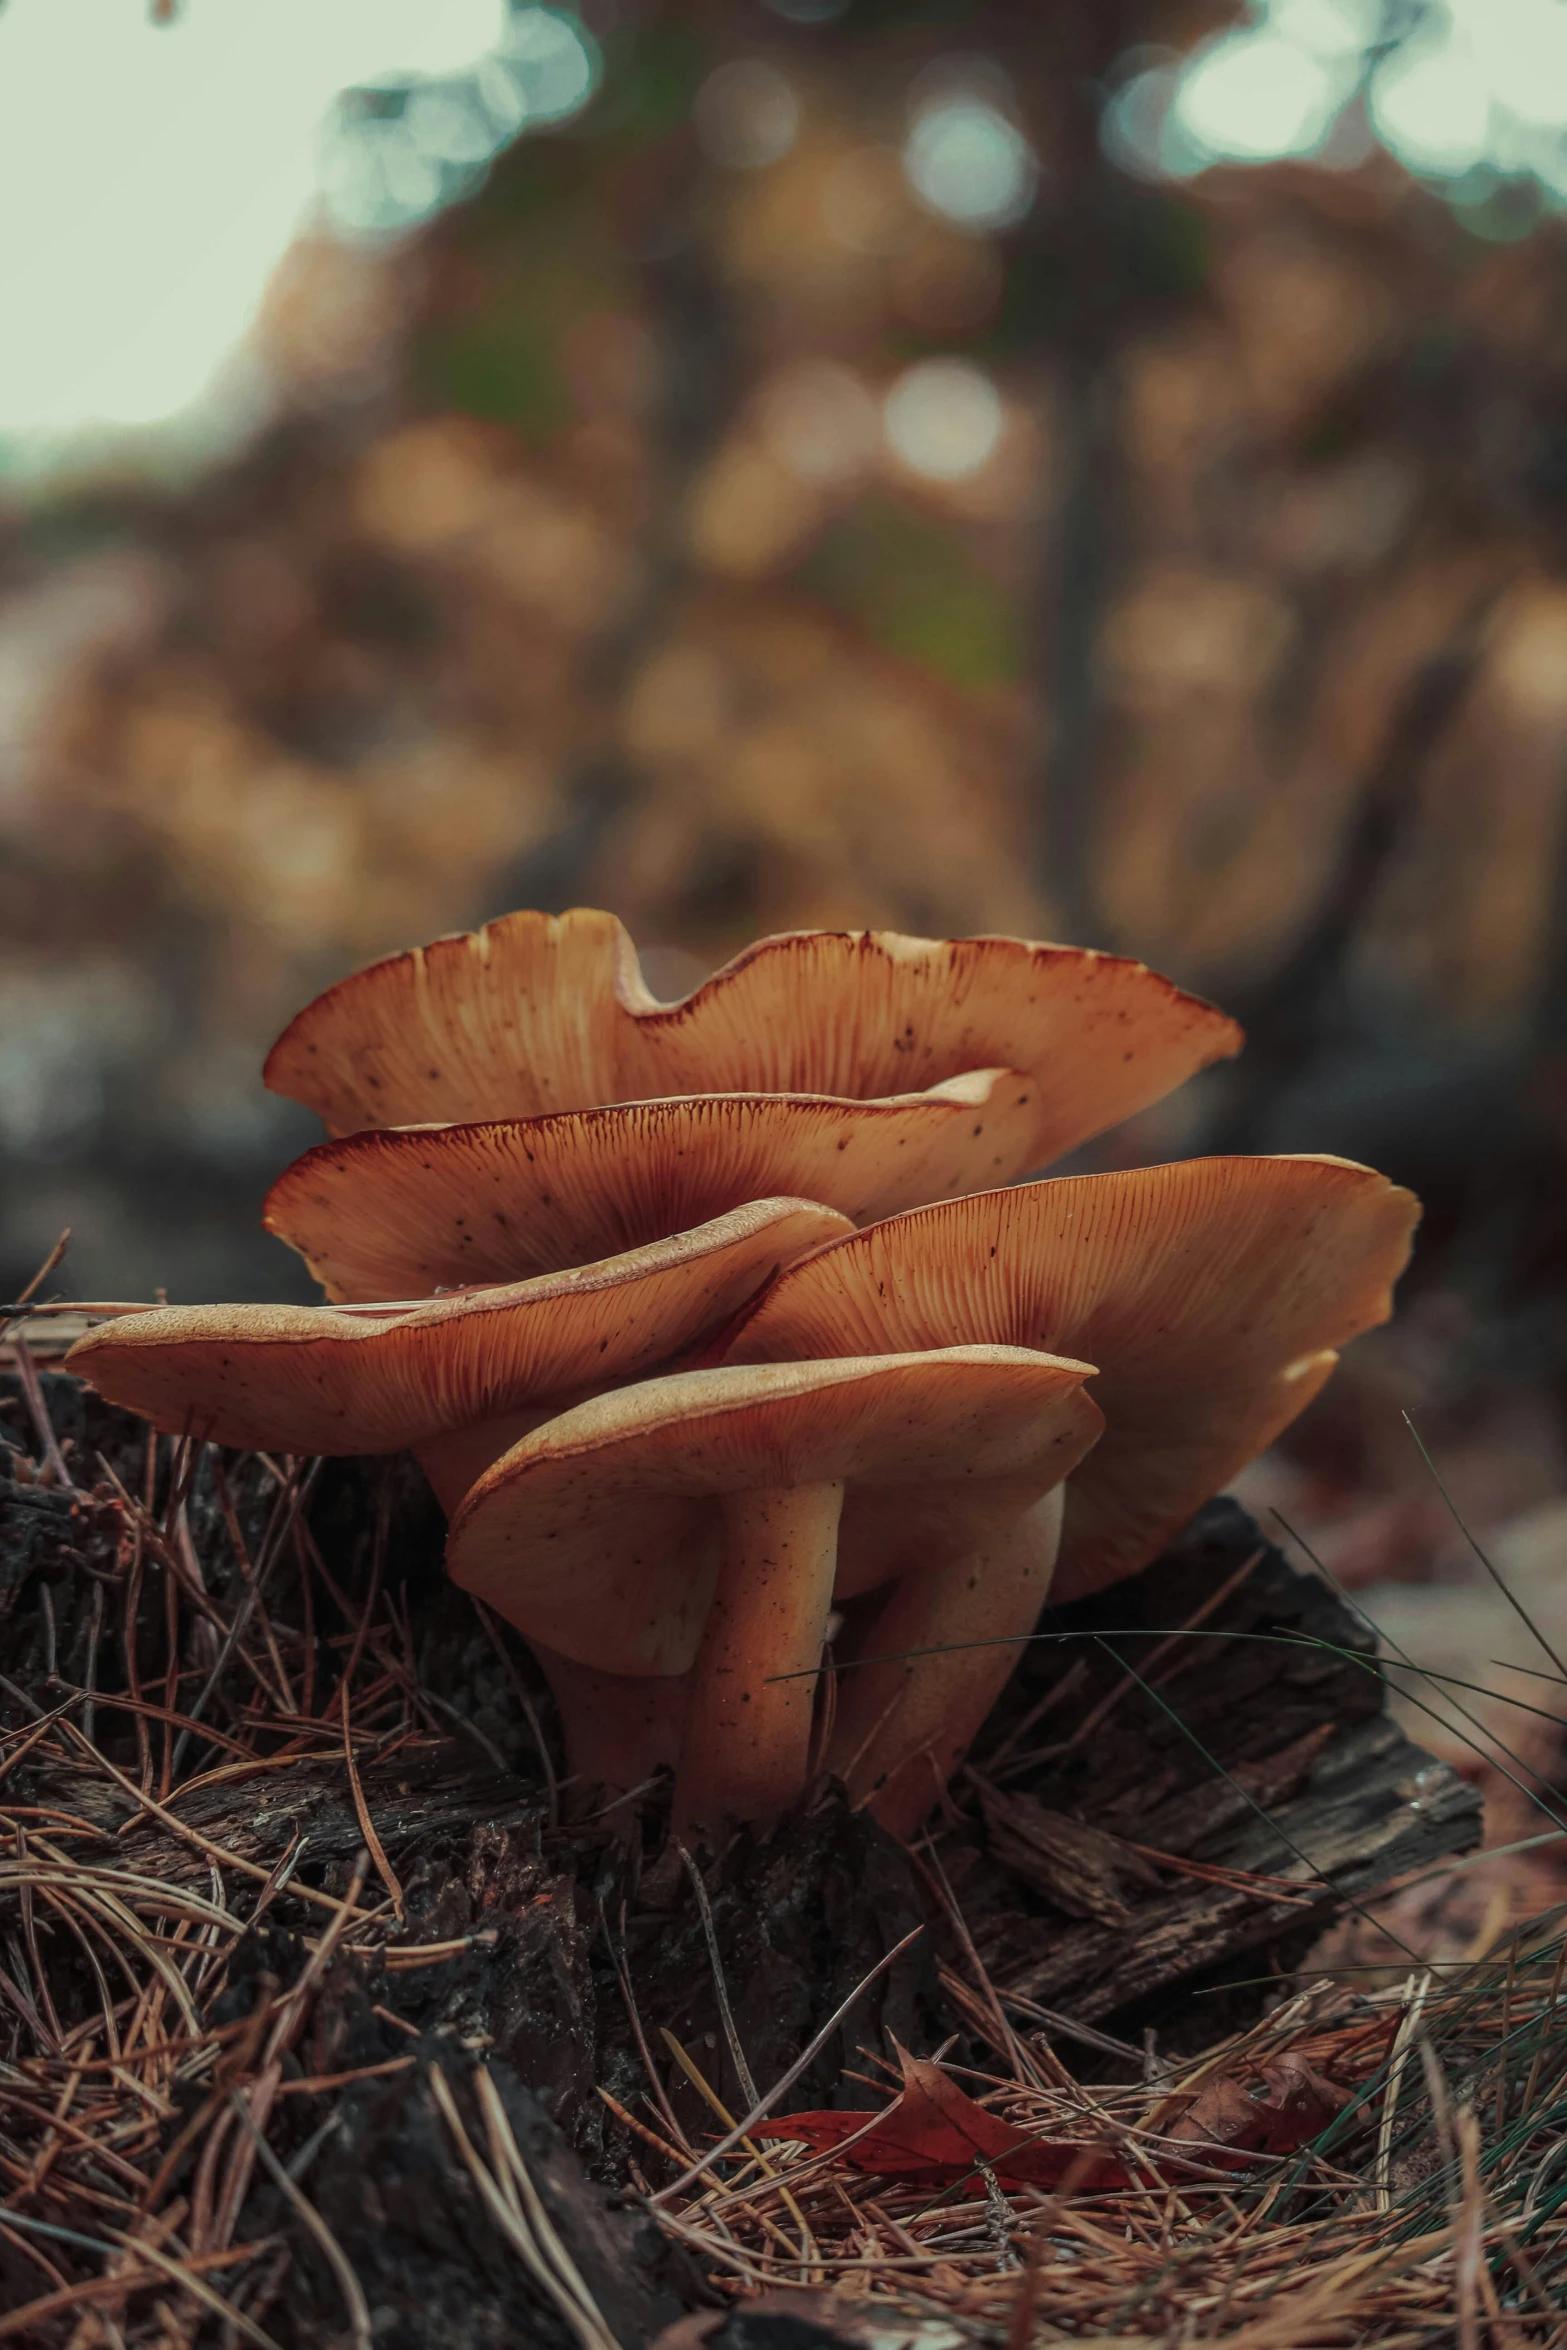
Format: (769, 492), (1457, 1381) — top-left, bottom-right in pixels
(1163, 2071), (1266, 2152)
(1165, 2050), (1349, 2159)
(1255, 2052), (1351, 2152)
(762, 2042), (1128, 2191)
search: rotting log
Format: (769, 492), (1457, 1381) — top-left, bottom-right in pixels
(962, 1498), (1483, 2045)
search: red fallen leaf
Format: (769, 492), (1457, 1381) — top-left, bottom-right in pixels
(761, 2042), (1129, 2192)
(1165, 2051), (1349, 2160)
(1162, 2073), (1269, 2159)
(1255, 2053), (1351, 2153)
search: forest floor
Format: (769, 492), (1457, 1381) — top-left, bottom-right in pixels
(0, 1351), (1563, 2347)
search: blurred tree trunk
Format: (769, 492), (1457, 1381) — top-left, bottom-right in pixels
(1018, 1), (1166, 947)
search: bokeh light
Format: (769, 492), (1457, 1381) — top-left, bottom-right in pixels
(883, 358), (1004, 481)
(1176, 28), (1344, 162)
(1369, 34), (1492, 179)
(904, 89), (1037, 231)
(1116, 0), (1567, 209)
(321, 8), (600, 235)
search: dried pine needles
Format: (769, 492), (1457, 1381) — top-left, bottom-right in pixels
(651, 1924), (1567, 2344)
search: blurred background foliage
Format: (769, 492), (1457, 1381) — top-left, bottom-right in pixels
(9, 3), (1567, 1801)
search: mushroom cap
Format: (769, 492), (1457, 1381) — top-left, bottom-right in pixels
(264, 907), (1241, 1165)
(445, 1346), (1102, 1677)
(265, 1079), (1040, 1303)
(722, 1155), (1420, 1604)
(63, 1198), (851, 1455)
(264, 906), (636, 1135)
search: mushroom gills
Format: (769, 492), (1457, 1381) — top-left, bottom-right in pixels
(263, 1080), (1042, 1301)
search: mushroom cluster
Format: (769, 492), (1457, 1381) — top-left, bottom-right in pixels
(69, 910), (1418, 1840)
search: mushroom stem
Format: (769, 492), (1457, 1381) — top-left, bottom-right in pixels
(533, 1646), (688, 1798)
(828, 1485), (1065, 1841)
(673, 1480), (844, 1837)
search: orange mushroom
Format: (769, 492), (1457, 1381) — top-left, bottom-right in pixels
(264, 1083), (1042, 1302)
(66, 1198), (851, 1794)
(264, 907), (1241, 1170)
(723, 1154), (1420, 1631)
(446, 1347), (1101, 1837)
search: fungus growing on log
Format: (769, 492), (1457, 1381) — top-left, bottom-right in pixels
(445, 1346), (1101, 1836)
(264, 906), (1241, 1168)
(264, 1083), (1043, 1302)
(66, 1199), (852, 1794)
(723, 1154), (1420, 1617)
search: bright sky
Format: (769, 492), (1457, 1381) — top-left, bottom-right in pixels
(0, 0), (593, 469)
